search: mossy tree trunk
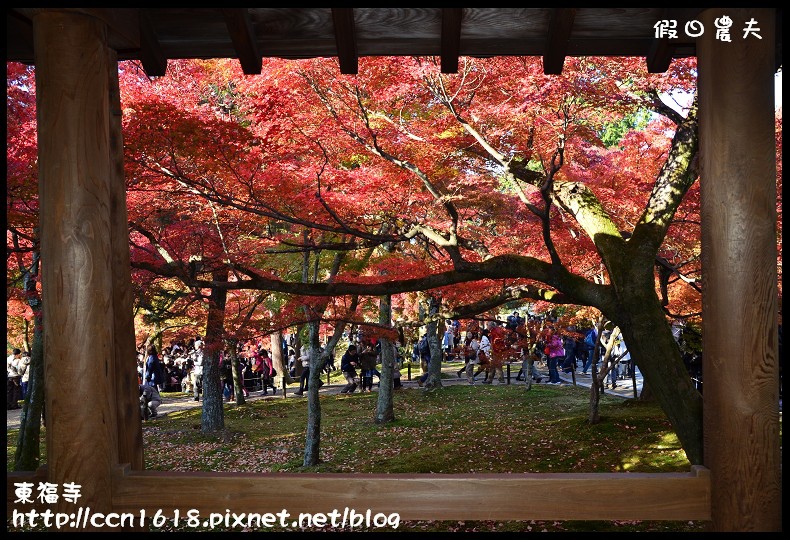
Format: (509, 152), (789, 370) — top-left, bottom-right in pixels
(303, 318), (323, 466)
(201, 269), (228, 433)
(422, 294), (444, 390)
(375, 294), (395, 424)
(302, 250), (346, 466)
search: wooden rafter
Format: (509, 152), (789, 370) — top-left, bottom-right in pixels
(646, 7), (675, 73)
(221, 8), (261, 75)
(138, 9), (167, 77)
(441, 8), (463, 74)
(331, 8), (357, 75)
(543, 8), (576, 75)
(646, 36), (674, 73)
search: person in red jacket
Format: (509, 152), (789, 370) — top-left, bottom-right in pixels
(257, 349), (277, 395)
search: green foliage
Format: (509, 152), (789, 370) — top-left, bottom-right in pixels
(598, 108), (651, 148)
(201, 81), (248, 125)
(338, 153), (371, 170)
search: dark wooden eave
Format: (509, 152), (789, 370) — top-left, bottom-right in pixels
(6, 8), (782, 76)
(331, 8), (357, 75)
(543, 8), (577, 75)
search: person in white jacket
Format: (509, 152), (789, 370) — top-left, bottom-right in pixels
(7, 348), (22, 410)
(18, 352), (31, 400)
(610, 337), (630, 389)
(191, 338), (204, 401)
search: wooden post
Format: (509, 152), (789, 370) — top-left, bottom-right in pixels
(108, 48), (144, 471)
(33, 10), (119, 523)
(698, 8), (780, 532)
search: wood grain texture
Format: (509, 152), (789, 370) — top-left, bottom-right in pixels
(697, 8), (780, 532)
(8, 466), (711, 521)
(7, 7), (725, 68)
(108, 50), (145, 472)
(32, 10), (119, 521)
(108, 466), (711, 521)
(7, 7), (780, 533)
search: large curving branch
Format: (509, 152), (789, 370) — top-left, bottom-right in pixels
(133, 253), (615, 313)
(630, 96), (699, 263)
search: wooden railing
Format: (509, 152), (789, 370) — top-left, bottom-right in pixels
(9, 465), (711, 522)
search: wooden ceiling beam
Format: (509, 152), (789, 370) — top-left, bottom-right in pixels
(221, 9), (261, 75)
(441, 8), (463, 73)
(646, 7), (675, 73)
(139, 9), (167, 77)
(543, 8), (577, 75)
(10, 8), (141, 58)
(646, 9), (707, 73)
(331, 8), (358, 75)
(646, 36), (674, 73)
(775, 9), (783, 71)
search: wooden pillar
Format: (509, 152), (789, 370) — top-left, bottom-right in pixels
(697, 8), (780, 532)
(108, 49), (144, 471)
(33, 10), (119, 522)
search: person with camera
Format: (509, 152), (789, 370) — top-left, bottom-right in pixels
(339, 345), (360, 394)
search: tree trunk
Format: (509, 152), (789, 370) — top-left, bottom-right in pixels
(15, 294), (45, 471)
(270, 332), (295, 386)
(587, 317), (610, 425)
(609, 292), (704, 465)
(588, 378), (601, 425)
(302, 319), (322, 466)
(227, 338), (245, 405)
(300, 248), (346, 466)
(422, 294), (444, 390)
(523, 355), (537, 391)
(588, 353), (602, 425)
(375, 294), (395, 424)
(15, 249), (45, 471)
(638, 380), (654, 401)
(23, 319), (31, 355)
(201, 270), (228, 433)
(301, 240), (321, 467)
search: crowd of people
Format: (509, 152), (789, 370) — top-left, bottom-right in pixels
(338, 335), (404, 394)
(412, 311), (629, 389)
(136, 336), (284, 402)
(132, 330), (408, 404)
(8, 312), (632, 415)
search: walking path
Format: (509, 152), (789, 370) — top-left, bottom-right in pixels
(6, 363), (642, 431)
